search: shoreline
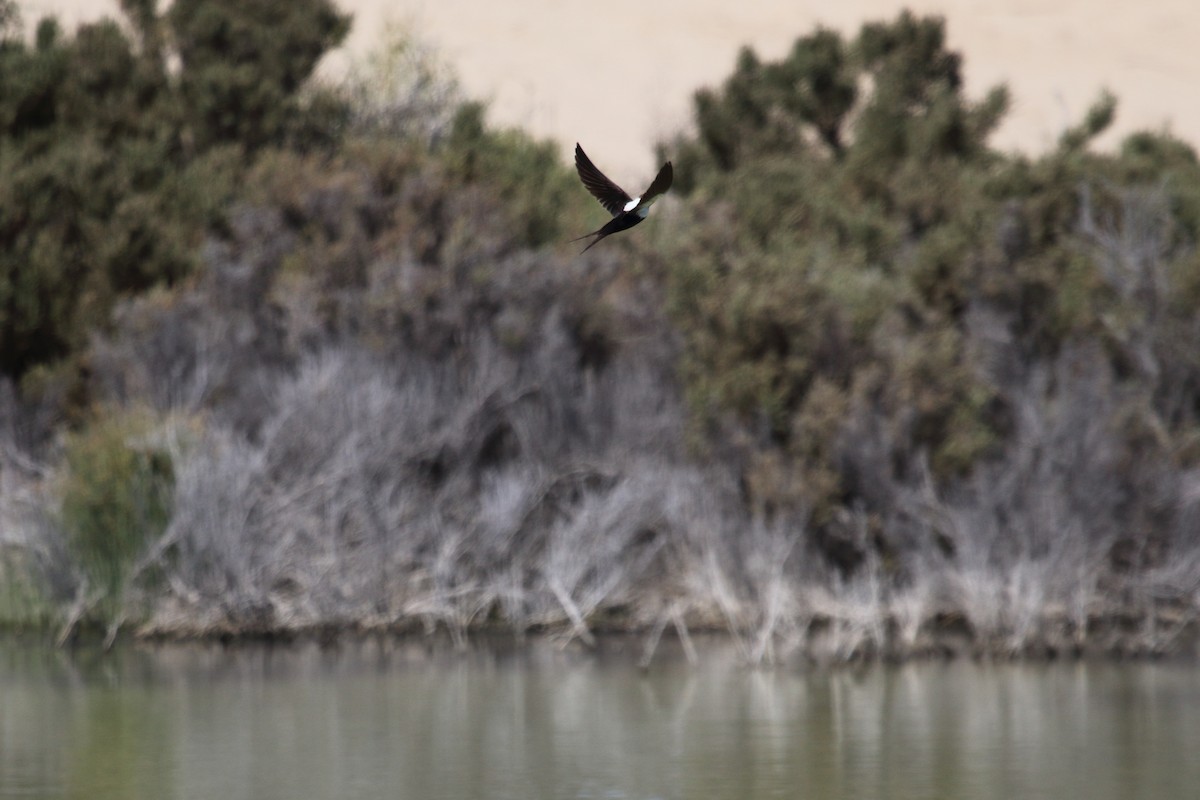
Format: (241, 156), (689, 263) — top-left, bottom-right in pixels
(16, 604), (1195, 666)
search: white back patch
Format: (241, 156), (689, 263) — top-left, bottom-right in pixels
(623, 196), (641, 212)
(635, 197), (659, 218)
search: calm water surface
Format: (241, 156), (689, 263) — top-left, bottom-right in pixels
(2, 636), (1198, 800)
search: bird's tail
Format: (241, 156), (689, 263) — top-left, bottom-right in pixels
(570, 229), (603, 253)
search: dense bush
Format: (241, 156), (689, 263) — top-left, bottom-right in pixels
(2, 4), (1200, 658)
(78, 141), (693, 639)
(59, 411), (174, 622)
(657, 12), (1200, 574)
(168, 0), (350, 151)
(438, 102), (586, 248)
(0, 0), (347, 381)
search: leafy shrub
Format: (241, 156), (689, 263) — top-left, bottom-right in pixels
(167, 0), (351, 151)
(439, 101), (587, 248)
(59, 412), (174, 618)
(0, 546), (58, 629)
(657, 11), (1200, 571)
(0, 0), (347, 381)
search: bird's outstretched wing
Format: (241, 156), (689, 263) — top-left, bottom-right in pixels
(575, 143), (631, 216)
(638, 161), (673, 206)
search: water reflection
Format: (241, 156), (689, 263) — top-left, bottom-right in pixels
(2, 637), (1198, 800)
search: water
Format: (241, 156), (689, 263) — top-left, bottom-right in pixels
(2, 636), (1198, 800)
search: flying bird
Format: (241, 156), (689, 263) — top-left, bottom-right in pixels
(572, 143), (673, 253)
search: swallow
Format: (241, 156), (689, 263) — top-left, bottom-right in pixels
(572, 143), (673, 253)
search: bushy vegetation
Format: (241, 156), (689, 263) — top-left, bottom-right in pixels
(657, 12), (1200, 576)
(1, 4), (1199, 660)
(0, 0), (347, 383)
(58, 410), (174, 625)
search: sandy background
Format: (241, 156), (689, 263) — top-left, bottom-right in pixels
(18, 0), (1200, 180)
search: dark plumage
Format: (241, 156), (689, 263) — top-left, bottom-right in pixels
(572, 143), (672, 253)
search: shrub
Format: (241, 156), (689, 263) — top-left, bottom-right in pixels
(656, 11), (1200, 575)
(5, 2), (1200, 655)
(658, 13), (1009, 517)
(58, 411), (174, 619)
(0, 0), (348, 382)
(167, 0), (351, 152)
(0, 546), (58, 629)
(439, 101), (587, 248)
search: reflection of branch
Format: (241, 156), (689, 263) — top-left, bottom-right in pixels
(55, 579), (101, 647)
(546, 576), (595, 647)
(639, 604), (696, 668)
(56, 525), (183, 648)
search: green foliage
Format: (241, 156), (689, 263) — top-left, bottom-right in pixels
(658, 11), (1200, 532)
(440, 102), (585, 247)
(168, 0), (350, 151)
(0, 0), (576, 390)
(1058, 90), (1116, 152)
(0, 546), (58, 629)
(59, 412), (174, 618)
(234, 132), (596, 377)
(0, 0), (347, 382)
(661, 14), (1005, 504)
